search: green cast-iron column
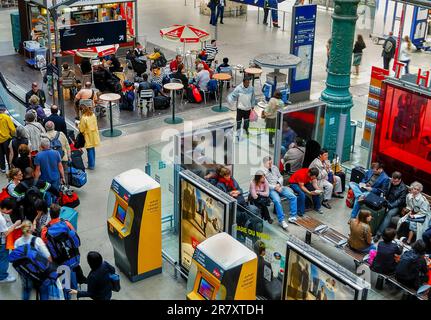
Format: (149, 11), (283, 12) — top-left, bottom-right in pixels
(320, 0), (360, 162)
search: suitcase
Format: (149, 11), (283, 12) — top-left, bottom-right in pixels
(350, 166), (366, 184)
(361, 203), (386, 235)
(70, 150), (85, 171)
(60, 206), (79, 230)
(336, 172), (346, 193)
(153, 96), (171, 110)
(59, 185), (80, 209)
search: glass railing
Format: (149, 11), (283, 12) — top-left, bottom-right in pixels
(0, 73), (26, 126)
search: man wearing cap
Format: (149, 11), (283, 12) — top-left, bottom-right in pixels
(43, 105), (67, 137)
(0, 106), (16, 173)
(74, 82), (96, 120)
(25, 82), (46, 108)
(227, 76), (256, 139)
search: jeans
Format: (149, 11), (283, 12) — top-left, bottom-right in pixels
(355, 243), (376, 254)
(216, 5), (224, 22)
(45, 179), (60, 206)
(0, 139), (10, 170)
(87, 147), (95, 169)
(210, 9), (217, 25)
(383, 56), (391, 70)
(21, 276), (34, 300)
(0, 244), (9, 281)
(377, 207), (401, 236)
(269, 187), (297, 222)
(263, 8), (269, 23)
(400, 59), (410, 74)
(290, 183), (321, 215)
(349, 182), (368, 218)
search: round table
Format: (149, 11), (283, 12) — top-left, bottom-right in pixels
(211, 73), (232, 113)
(100, 93), (122, 137)
(244, 67), (263, 87)
(163, 83), (184, 124)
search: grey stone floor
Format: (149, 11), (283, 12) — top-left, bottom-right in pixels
(1, 0), (430, 300)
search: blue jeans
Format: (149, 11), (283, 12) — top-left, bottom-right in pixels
(349, 182), (368, 218)
(290, 183), (321, 215)
(269, 187), (297, 222)
(45, 179), (60, 206)
(21, 276), (33, 300)
(0, 244), (9, 281)
(355, 243), (376, 254)
(210, 9), (217, 25)
(400, 59), (410, 74)
(87, 147), (95, 169)
(216, 5), (224, 22)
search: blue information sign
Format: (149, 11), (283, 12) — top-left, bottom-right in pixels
(289, 4), (317, 97)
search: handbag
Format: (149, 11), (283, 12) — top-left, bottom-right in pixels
(249, 109), (258, 122)
(74, 132), (85, 149)
(363, 192), (385, 211)
(109, 272), (121, 292)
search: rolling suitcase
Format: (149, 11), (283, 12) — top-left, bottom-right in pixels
(350, 166), (366, 184)
(70, 150), (85, 171)
(60, 206), (79, 230)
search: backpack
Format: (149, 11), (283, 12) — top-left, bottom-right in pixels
(48, 132), (64, 159)
(346, 188), (355, 208)
(383, 38), (394, 54)
(20, 180), (43, 208)
(9, 237), (54, 286)
(45, 219), (81, 268)
(35, 55), (46, 69)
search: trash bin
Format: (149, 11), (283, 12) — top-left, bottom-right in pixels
(351, 120), (357, 153)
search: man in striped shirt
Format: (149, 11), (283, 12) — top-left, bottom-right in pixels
(204, 40), (218, 68)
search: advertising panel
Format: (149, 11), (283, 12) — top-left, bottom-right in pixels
(288, 4), (316, 101)
(59, 20), (127, 51)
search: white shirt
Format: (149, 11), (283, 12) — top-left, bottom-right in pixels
(14, 235), (51, 260)
(399, 41), (411, 61)
(0, 214), (9, 244)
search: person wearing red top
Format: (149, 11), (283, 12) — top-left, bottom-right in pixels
(288, 167), (322, 216)
(169, 55), (183, 73)
(41, 203), (75, 243)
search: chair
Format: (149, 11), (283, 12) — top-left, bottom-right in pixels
(139, 89), (154, 112)
(201, 79), (218, 105)
(170, 78), (185, 105)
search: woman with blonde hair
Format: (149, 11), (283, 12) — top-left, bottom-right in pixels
(26, 95), (46, 121)
(79, 101), (100, 170)
(400, 35), (412, 74)
(6, 168), (23, 195)
(13, 220), (53, 300)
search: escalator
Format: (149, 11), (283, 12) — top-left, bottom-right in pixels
(0, 72), (26, 126)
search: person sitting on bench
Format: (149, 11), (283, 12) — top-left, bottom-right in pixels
(371, 228), (402, 275)
(309, 149), (343, 210)
(395, 239), (429, 290)
(349, 162), (390, 219)
(396, 181), (431, 245)
(262, 156), (297, 230)
(288, 167), (322, 216)
(373, 171), (408, 242)
(348, 210), (376, 254)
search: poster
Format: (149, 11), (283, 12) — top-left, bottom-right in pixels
(285, 250), (356, 300)
(180, 179), (225, 272)
(288, 4), (317, 95)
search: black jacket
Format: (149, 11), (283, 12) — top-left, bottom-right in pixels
(385, 181), (408, 209)
(371, 241), (402, 275)
(77, 261), (116, 300)
(44, 114), (67, 137)
(382, 36), (396, 59)
(25, 89), (46, 107)
(395, 250), (429, 290)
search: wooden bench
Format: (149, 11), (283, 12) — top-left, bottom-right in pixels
(295, 215), (429, 300)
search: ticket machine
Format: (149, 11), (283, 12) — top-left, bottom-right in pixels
(186, 233), (257, 300)
(107, 169), (162, 282)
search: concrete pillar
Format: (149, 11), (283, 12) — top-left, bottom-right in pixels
(320, 0), (360, 162)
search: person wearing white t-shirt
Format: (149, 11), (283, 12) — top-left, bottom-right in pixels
(14, 220), (52, 300)
(0, 211), (20, 283)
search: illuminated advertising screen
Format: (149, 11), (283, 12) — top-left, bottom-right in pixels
(373, 79), (431, 193)
(179, 172), (234, 273)
(283, 237), (369, 300)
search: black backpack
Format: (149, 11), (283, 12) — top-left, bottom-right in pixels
(20, 180), (43, 208)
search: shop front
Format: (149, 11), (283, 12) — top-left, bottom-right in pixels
(19, 0), (137, 58)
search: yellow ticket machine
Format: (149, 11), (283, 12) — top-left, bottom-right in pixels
(107, 169), (162, 282)
(186, 232), (257, 300)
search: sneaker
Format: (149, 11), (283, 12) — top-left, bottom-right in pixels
(321, 201), (332, 209)
(288, 217), (298, 224)
(279, 220), (288, 230)
(0, 275), (16, 284)
(333, 193), (344, 199)
(0, 169), (5, 174)
(400, 236), (407, 243)
(315, 209), (324, 214)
